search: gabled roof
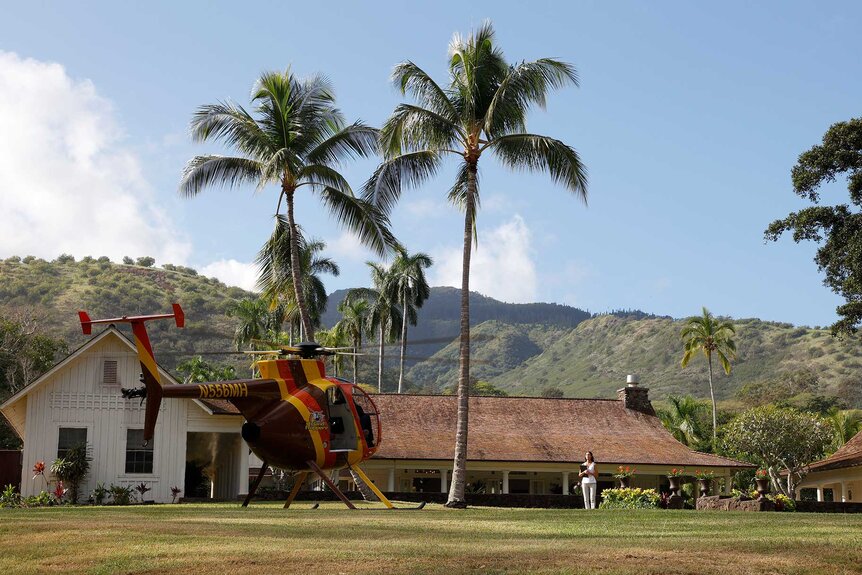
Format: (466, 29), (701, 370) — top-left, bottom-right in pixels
(807, 430), (862, 473)
(370, 394), (750, 468)
(1, 326), (210, 421)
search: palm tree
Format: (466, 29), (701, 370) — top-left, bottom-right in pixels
(256, 218), (339, 340)
(658, 395), (708, 448)
(226, 298), (270, 351)
(315, 327), (350, 377)
(364, 22), (587, 507)
(180, 70), (397, 341)
(827, 408), (862, 449)
(390, 249), (433, 392)
(681, 307), (737, 442)
(334, 298), (371, 384)
(347, 263), (402, 392)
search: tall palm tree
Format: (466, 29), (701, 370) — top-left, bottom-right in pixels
(226, 298), (270, 351)
(681, 307), (737, 442)
(334, 298), (371, 384)
(180, 70), (397, 341)
(390, 249), (433, 393)
(315, 327), (350, 377)
(657, 395), (708, 448)
(347, 263), (403, 392)
(256, 218), (339, 340)
(364, 22), (587, 507)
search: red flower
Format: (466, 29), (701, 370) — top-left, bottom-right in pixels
(32, 461), (45, 478)
(53, 481), (66, 500)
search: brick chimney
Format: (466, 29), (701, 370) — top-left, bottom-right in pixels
(617, 374), (655, 415)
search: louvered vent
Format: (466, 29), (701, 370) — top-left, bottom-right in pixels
(103, 360), (118, 386)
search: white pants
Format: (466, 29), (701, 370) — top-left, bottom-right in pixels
(582, 482), (596, 509)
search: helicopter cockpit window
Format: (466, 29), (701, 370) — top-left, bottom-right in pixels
(327, 386), (357, 452)
(351, 386), (380, 449)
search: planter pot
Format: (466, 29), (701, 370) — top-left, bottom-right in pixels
(668, 476), (682, 496)
(618, 476), (631, 489)
(755, 478), (770, 501)
(698, 478), (712, 497)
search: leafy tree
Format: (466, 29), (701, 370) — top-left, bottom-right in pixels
(681, 307), (736, 442)
(365, 22), (587, 508)
(180, 69), (397, 341)
(51, 444), (90, 503)
(54, 254), (75, 264)
(657, 395), (709, 449)
(135, 256), (155, 267)
(443, 377), (508, 397)
(390, 249), (433, 393)
(765, 117), (862, 335)
(334, 298), (371, 383)
(122, 256), (134, 265)
(256, 219), (339, 341)
(176, 356), (237, 384)
(540, 386), (564, 398)
(315, 327), (350, 377)
(347, 263), (402, 392)
(722, 405), (832, 497)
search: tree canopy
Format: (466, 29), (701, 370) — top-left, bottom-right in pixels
(765, 117), (862, 335)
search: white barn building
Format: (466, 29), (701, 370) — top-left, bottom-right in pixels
(1, 327), (249, 503)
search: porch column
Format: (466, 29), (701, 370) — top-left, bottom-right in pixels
(237, 443), (249, 497)
(841, 482), (848, 503)
(502, 470), (510, 494)
(817, 486), (824, 502)
(562, 472), (570, 495)
(387, 467), (396, 492)
(722, 472), (732, 495)
(440, 468), (449, 493)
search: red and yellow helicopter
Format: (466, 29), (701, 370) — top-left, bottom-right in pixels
(78, 304), (413, 510)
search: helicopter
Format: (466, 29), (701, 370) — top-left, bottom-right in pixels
(77, 304), (417, 510)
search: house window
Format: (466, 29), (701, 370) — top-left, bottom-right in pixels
(125, 429), (154, 474)
(57, 427), (87, 459)
(103, 360), (118, 386)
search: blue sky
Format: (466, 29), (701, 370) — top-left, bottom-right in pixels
(1, 1), (859, 326)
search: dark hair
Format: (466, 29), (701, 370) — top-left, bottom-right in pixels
(585, 451), (594, 463)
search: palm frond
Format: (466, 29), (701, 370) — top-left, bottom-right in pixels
(485, 59), (579, 138)
(306, 122), (380, 167)
(318, 187), (400, 256)
(179, 155), (265, 197)
(381, 104), (462, 157)
(391, 61), (458, 121)
(490, 134), (587, 201)
(362, 151), (443, 214)
(298, 164), (353, 194)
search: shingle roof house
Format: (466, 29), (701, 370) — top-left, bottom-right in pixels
(797, 430), (862, 502)
(2, 328), (749, 501)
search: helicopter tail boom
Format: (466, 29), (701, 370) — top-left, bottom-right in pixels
(78, 304), (185, 443)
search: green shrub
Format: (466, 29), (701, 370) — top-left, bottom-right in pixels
(599, 487), (660, 509)
(109, 484), (134, 505)
(0, 484), (21, 507)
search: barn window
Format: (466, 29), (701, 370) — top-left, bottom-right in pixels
(103, 360), (118, 386)
(125, 429), (154, 474)
(57, 427), (87, 459)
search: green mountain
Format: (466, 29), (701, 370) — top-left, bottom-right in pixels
(407, 314), (862, 407)
(0, 256), (255, 370)
(3, 256), (861, 408)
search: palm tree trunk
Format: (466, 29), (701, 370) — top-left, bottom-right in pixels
(446, 162), (476, 509)
(398, 287), (408, 394)
(284, 188), (315, 341)
(353, 335), (359, 384)
(378, 323), (384, 392)
(707, 353), (717, 443)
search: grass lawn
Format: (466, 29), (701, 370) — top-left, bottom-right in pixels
(1, 502), (861, 574)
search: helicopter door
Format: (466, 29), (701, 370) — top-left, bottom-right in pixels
(327, 386), (357, 451)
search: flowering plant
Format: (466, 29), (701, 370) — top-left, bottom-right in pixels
(693, 469), (715, 480)
(613, 466), (636, 479)
(755, 469), (769, 479)
(32, 461), (45, 479)
(170, 486), (182, 504)
(667, 468), (686, 477)
(52, 481), (67, 501)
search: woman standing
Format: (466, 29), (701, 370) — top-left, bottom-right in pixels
(578, 451), (597, 509)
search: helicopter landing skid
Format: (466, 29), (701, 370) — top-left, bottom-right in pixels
(306, 460), (357, 509)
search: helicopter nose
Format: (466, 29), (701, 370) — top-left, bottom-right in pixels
(241, 421), (261, 443)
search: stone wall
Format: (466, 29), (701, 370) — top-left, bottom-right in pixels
(696, 495), (774, 512)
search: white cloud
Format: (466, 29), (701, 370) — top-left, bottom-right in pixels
(199, 259), (259, 292)
(432, 215), (537, 303)
(324, 231), (375, 262)
(0, 52), (191, 263)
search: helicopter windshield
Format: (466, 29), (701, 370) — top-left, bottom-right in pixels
(327, 386), (356, 451)
(350, 385), (380, 450)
